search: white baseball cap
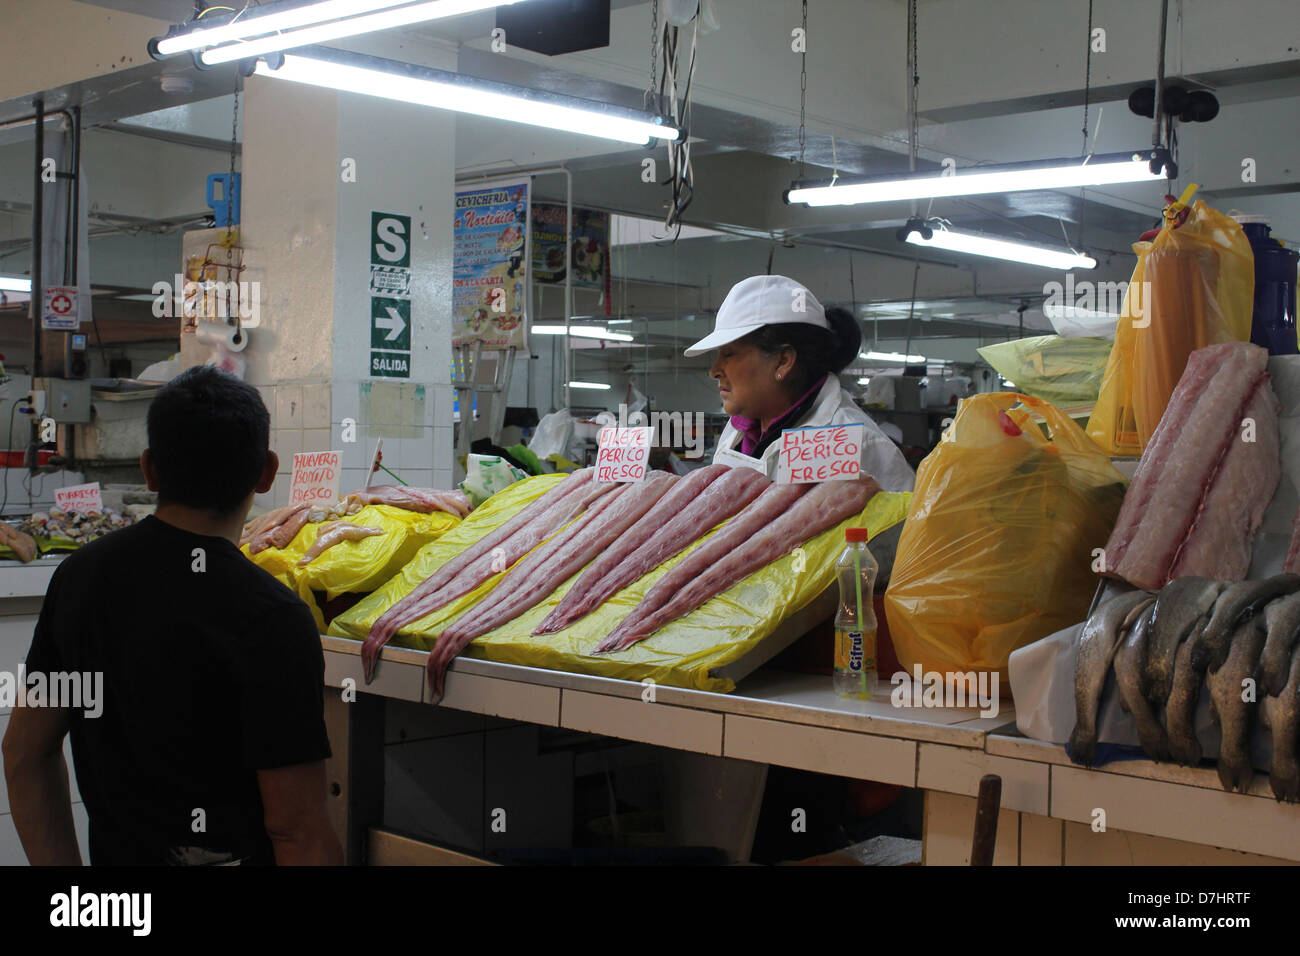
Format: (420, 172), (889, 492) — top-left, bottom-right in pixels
(683, 274), (828, 357)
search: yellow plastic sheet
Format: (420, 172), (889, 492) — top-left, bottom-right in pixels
(885, 393), (1127, 689)
(1087, 198), (1254, 455)
(242, 504), (459, 629)
(329, 473), (911, 692)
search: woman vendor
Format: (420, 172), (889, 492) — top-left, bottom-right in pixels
(684, 274), (915, 492)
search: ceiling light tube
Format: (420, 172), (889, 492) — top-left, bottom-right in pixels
(568, 381), (610, 390)
(532, 325), (634, 342)
(786, 149), (1175, 207)
(905, 227), (1097, 270)
(153, 0), (527, 59)
(0, 276), (31, 293)
(253, 50), (680, 145)
(860, 350), (926, 363)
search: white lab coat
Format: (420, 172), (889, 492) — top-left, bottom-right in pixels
(712, 376), (916, 492)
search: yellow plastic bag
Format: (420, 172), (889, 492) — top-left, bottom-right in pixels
(885, 393), (1127, 690)
(977, 335), (1112, 410)
(1087, 198), (1254, 455)
(242, 504), (460, 629)
(330, 474), (911, 692)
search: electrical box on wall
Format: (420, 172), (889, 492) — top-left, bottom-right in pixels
(496, 0), (610, 56)
(35, 377), (92, 424)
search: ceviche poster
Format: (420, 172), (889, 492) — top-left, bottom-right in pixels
(452, 179), (529, 349)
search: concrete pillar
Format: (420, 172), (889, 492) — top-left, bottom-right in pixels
(238, 56), (456, 509)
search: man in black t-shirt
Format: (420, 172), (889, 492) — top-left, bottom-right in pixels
(2, 366), (342, 865)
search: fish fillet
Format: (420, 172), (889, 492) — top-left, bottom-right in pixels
(246, 504), (309, 553)
(1105, 342), (1271, 590)
(296, 521), (385, 566)
(425, 474), (677, 697)
(361, 469), (596, 681)
(536, 465), (765, 635)
(354, 485), (472, 518)
(0, 523), (37, 563)
(1285, 513), (1300, 575)
(1166, 381), (1280, 581)
(599, 477), (880, 653)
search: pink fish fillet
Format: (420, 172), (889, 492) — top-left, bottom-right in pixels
(248, 505), (311, 554)
(296, 521), (386, 566)
(1105, 342), (1270, 590)
(357, 485), (472, 518)
(244, 503), (307, 552)
(425, 474), (677, 697)
(536, 465), (768, 634)
(1167, 379), (1281, 581)
(361, 469), (598, 680)
(598, 481), (812, 653)
(1285, 513), (1300, 575)
(599, 476), (881, 653)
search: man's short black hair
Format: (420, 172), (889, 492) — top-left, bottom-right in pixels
(146, 366), (270, 513)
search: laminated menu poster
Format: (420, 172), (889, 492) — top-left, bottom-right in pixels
(531, 203), (608, 288)
(452, 179), (529, 350)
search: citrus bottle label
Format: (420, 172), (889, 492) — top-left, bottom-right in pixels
(835, 629), (876, 672)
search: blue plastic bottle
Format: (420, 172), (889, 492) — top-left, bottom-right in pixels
(1236, 215), (1299, 356)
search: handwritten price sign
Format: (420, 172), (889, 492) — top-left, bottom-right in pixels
(290, 450), (342, 505)
(595, 427), (652, 482)
(776, 423), (865, 484)
(55, 482), (101, 513)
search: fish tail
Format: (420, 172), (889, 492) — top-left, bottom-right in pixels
(1065, 727), (1096, 767)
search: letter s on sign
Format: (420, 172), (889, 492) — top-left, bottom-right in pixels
(374, 217), (408, 264)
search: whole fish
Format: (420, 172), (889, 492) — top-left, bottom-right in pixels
(1113, 602), (1170, 761)
(1259, 591), (1300, 697)
(1192, 575), (1300, 672)
(1261, 641), (1300, 803)
(1067, 590), (1155, 767)
(1142, 577), (1224, 709)
(1165, 613), (1212, 766)
(1206, 615), (1267, 793)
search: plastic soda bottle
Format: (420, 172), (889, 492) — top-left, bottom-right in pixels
(833, 527), (879, 698)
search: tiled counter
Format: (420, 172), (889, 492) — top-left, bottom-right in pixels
(336, 637), (1300, 865)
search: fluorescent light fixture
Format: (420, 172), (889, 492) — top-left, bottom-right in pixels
(857, 377), (871, 385)
(156, 0), (528, 60)
(254, 50), (680, 145)
(568, 381), (610, 390)
(1002, 380), (1017, 388)
(905, 226), (1097, 270)
(532, 325), (634, 342)
(860, 350), (926, 363)
(786, 149), (1175, 207)
(0, 276), (31, 293)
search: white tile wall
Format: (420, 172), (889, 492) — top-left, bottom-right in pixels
(302, 428), (332, 453)
(274, 386), (303, 429)
(302, 384), (331, 430)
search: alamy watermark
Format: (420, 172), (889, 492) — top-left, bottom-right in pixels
(0, 666), (103, 718)
(150, 274), (261, 328)
(890, 665), (1000, 718)
(1043, 273), (1151, 328)
(615, 403), (706, 459)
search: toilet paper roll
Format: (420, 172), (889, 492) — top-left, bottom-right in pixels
(194, 322), (249, 353)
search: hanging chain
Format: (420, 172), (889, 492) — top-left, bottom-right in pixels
(645, 0), (660, 113)
(1082, 0), (1093, 157)
(907, 0), (918, 175)
(228, 73), (240, 334)
(797, 0), (807, 177)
